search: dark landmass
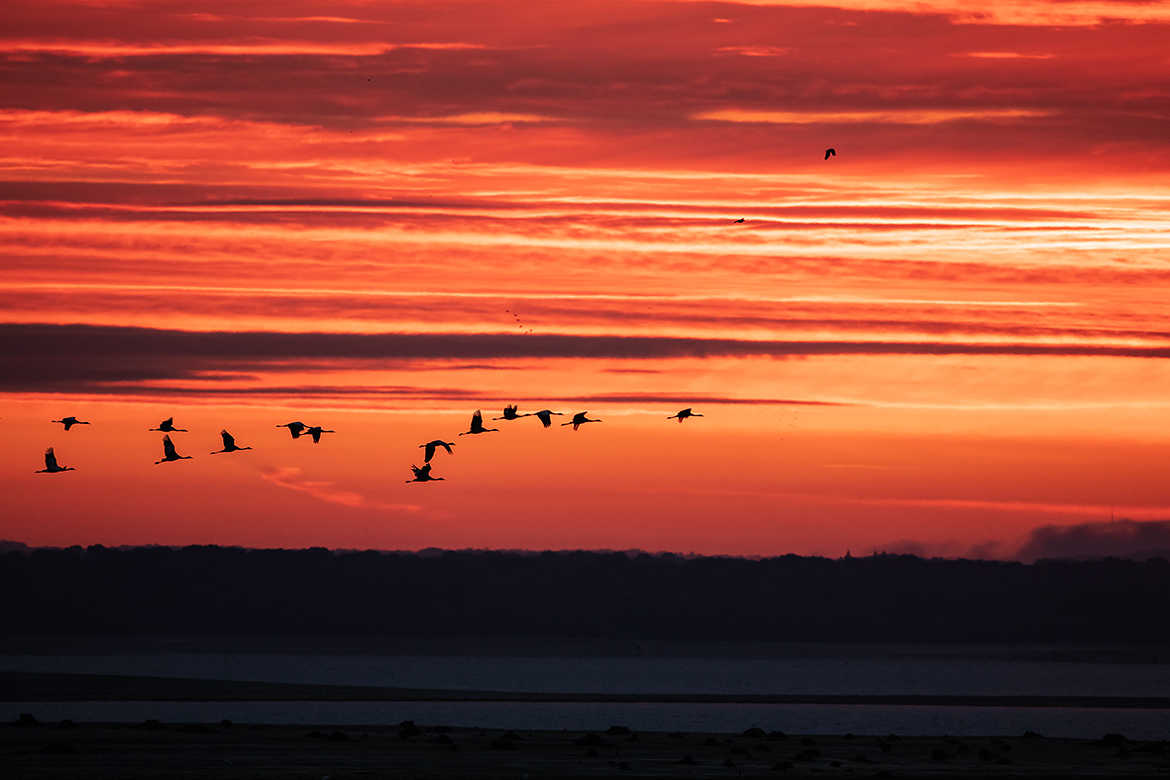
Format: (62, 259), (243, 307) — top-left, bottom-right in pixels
(4, 671), (1170, 709)
(3, 719), (1168, 778)
(4, 546), (1170, 643)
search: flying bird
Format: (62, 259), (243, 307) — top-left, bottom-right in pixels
(530, 409), (564, 428)
(305, 426), (335, 444)
(561, 411), (601, 430)
(51, 416), (90, 431)
(419, 439), (455, 463)
(36, 447), (75, 474)
(155, 435), (192, 464)
(276, 421), (308, 439)
(667, 408), (703, 422)
(211, 429), (253, 454)
(150, 417), (187, 432)
(824, 147), (836, 160)
(732, 218), (746, 224)
(406, 463), (445, 483)
(458, 410), (499, 436)
(493, 404), (526, 421)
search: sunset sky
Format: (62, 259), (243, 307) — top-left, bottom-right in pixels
(3, 0), (1170, 557)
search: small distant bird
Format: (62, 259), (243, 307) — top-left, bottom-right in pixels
(36, 447), (75, 473)
(155, 434), (192, 464)
(530, 409), (564, 428)
(419, 439), (455, 463)
(51, 416), (90, 431)
(406, 463), (445, 483)
(667, 408), (703, 423)
(732, 218), (746, 224)
(458, 410), (499, 436)
(305, 426), (335, 444)
(276, 421), (308, 439)
(150, 417), (187, 432)
(561, 411), (601, 431)
(211, 429), (253, 454)
(493, 404), (525, 421)
(824, 147), (836, 160)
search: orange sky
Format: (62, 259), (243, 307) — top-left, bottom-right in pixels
(3, 0), (1170, 557)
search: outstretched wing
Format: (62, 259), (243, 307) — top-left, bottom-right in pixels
(424, 442), (436, 462)
(418, 463), (432, 477)
(536, 411), (551, 427)
(470, 409), (483, 431)
(161, 417), (173, 428)
(62, 418), (75, 430)
(45, 447), (58, 470)
(221, 430), (235, 449)
(163, 435), (178, 459)
(310, 428), (322, 443)
(410, 464), (424, 479)
(439, 441), (453, 455)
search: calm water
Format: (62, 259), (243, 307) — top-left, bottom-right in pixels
(3, 652), (1170, 697)
(4, 700), (1169, 739)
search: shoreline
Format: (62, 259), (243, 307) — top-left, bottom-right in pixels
(4, 671), (1170, 709)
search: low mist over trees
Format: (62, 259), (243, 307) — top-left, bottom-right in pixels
(3, 546), (1169, 643)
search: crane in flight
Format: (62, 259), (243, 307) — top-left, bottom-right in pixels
(276, 421), (308, 439)
(36, 448), (75, 473)
(419, 440), (455, 463)
(51, 416), (90, 431)
(155, 435), (192, 464)
(211, 430), (253, 454)
(150, 417), (187, 432)
(458, 410), (499, 436)
(529, 409), (564, 428)
(493, 404), (526, 421)
(824, 147), (836, 160)
(562, 411), (601, 431)
(667, 408), (703, 422)
(305, 426), (335, 444)
(406, 463), (445, 483)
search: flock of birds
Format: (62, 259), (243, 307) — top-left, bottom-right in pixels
(36, 407), (705, 483)
(33, 147), (833, 481)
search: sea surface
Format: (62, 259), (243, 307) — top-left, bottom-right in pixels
(4, 642), (1169, 738)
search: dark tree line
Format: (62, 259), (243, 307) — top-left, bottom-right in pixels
(3, 546), (1169, 642)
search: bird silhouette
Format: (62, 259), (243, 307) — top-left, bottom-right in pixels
(561, 411), (601, 430)
(36, 447), (75, 473)
(458, 410), (499, 436)
(51, 416), (90, 431)
(305, 426), (335, 444)
(732, 218), (746, 223)
(493, 404), (526, 421)
(150, 417), (187, 432)
(530, 409), (564, 428)
(419, 439), (455, 463)
(211, 429), (253, 454)
(406, 463), (445, 483)
(155, 435), (192, 464)
(667, 408), (703, 422)
(276, 421), (308, 439)
(824, 147), (836, 160)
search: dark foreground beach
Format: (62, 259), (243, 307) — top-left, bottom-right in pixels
(4, 718), (1168, 778)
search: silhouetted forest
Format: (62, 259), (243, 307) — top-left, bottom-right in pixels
(3, 546), (1169, 642)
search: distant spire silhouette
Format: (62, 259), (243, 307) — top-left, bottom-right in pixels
(561, 411), (601, 430)
(419, 439), (455, 463)
(211, 429), (253, 454)
(276, 421), (308, 439)
(51, 416), (90, 431)
(406, 463), (445, 483)
(150, 417), (187, 432)
(458, 410), (499, 436)
(155, 434), (192, 464)
(493, 404), (525, 421)
(667, 408), (703, 422)
(305, 426), (335, 444)
(530, 409), (564, 428)
(36, 447), (75, 473)
(824, 147), (836, 160)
